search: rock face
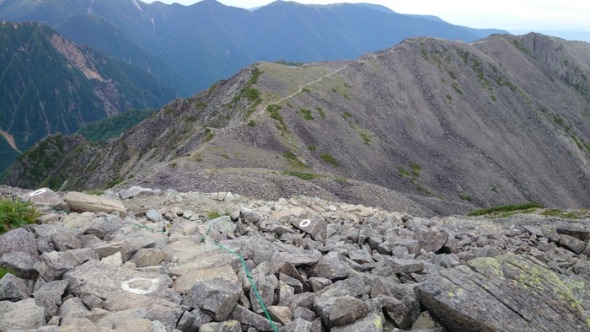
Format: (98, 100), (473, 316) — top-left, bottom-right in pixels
(416, 255), (589, 331)
(0, 185), (589, 331)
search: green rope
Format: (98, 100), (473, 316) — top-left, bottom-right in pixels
(200, 225), (279, 332)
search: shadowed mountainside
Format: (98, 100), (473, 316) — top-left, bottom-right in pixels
(6, 33), (590, 216)
(0, 22), (177, 173)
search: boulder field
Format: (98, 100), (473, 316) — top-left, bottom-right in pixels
(0, 185), (589, 331)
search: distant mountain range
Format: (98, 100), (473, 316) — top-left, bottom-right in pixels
(0, 0), (506, 94)
(0, 0), (509, 174)
(8, 33), (590, 215)
(0, 22), (176, 172)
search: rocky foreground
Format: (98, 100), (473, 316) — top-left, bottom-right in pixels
(0, 185), (589, 332)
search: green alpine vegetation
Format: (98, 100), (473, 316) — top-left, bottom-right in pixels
(0, 197), (40, 234)
(468, 203), (544, 216)
(77, 109), (158, 142)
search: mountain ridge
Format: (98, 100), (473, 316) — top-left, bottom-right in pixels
(0, 0), (507, 93)
(6, 32), (590, 215)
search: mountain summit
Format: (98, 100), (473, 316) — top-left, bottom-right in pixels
(7, 33), (590, 215)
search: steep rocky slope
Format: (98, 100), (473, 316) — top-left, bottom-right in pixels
(0, 22), (176, 173)
(6, 33), (590, 215)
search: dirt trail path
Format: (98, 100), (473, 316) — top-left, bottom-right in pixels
(0, 129), (20, 153)
(253, 64), (349, 120)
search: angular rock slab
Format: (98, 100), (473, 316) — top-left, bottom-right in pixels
(291, 215), (327, 241)
(185, 278), (242, 321)
(415, 229), (448, 253)
(64, 191), (126, 216)
(0, 228), (38, 257)
(0, 273), (30, 301)
(63, 260), (178, 304)
(172, 264), (239, 294)
(331, 312), (383, 332)
(0, 298), (45, 331)
(22, 187), (68, 211)
(415, 254), (590, 332)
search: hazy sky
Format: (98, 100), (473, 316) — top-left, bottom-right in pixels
(142, 0), (590, 32)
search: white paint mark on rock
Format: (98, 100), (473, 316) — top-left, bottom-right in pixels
(121, 277), (159, 295)
(29, 188), (47, 197)
(299, 219), (311, 228)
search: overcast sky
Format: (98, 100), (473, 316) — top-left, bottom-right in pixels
(142, 0), (590, 32)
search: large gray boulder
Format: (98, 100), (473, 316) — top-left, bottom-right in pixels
(0, 251), (38, 279)
(0, 228), (38, 257)
(64, 191), (126, 216)
(415, 229), (448, 253)
(330, 312), (383, 332)
(103, 292), (184, 328)
(0, 298), (45, 331)
(415, 254), (590, 331)
(291, 215), (328, 241)
(63, 260), (179, 304)
(33, 280), (68, 320)
(0, 273), (30, 301)
(317, 295), (369, 328)
(184, 277), (242, 321)
(21, 187), (67, 211)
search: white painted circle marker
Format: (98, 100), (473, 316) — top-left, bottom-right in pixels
(121, 277), (159, 295)
(299, 219), (311, 228)
(29, 188), (47, 197)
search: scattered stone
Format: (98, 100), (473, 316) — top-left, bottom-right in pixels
(311, 252), (351, 280)
(145, 209), (163, 222)
(475, 245), (500, 258)
(0, 273), (30, 301)
(22, 188), (68, 211)
(34, 280), (68, 320)
(173, 264), (239, 294)
(558, 234), (587, 254)
(64, 191), (126, 216)
(268, 306), (292, 325)
(280, 318), (312, 332)
(0, 228), (38, 257)
(184, 277), (242, 321)
(415, 229), (448, 253)
(0, 298), (45, 331)
(0, 251), (38, 279)
(119, 186), (154, 200)
(318, 295), (369, 327)
(229, 305), (281, 331)
(330, 312), (383, 332)
(291, 215), (328, 241)
(129, 248), (167, 267)
(59, 297), (89, 320)
(557, 224), (590, 241)
(50, 231), (82, 252)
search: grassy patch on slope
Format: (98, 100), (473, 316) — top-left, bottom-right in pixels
(468, 202), (543, 216)
(77, 108), (157, 142)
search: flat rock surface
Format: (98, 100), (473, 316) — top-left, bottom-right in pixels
(416, 254), (590, 332)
